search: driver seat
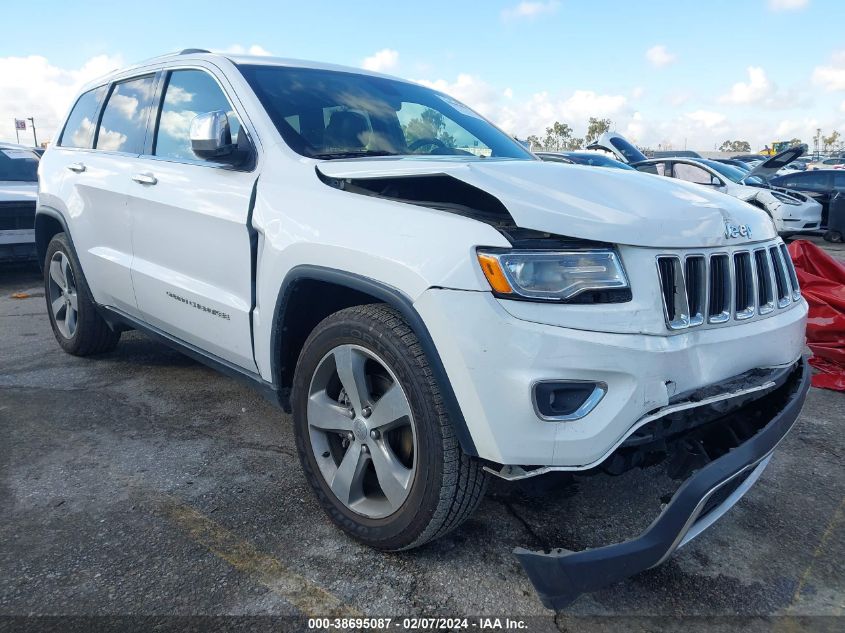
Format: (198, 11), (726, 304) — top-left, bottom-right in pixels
(323, 111), (370, 151)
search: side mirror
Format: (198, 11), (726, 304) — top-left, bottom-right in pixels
(190, 111), (236, 160)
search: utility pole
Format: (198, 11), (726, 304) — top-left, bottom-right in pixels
(14, 120), (19, 144)
(26, 117), (37, 147)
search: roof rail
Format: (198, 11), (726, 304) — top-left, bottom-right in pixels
(179, 48), (211, 55)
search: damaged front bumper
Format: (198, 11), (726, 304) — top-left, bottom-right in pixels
(515, 357), (810, 610)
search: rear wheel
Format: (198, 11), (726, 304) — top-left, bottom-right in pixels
(824, 230), (843, 243)
(44, 233), (120, 355)
(292, 304), (487, 550)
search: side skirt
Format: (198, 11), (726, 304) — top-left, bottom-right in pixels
(98, 305), (281, 407)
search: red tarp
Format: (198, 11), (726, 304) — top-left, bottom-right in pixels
(788, 240), (845, 391)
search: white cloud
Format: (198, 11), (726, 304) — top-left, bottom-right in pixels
(501, 1), (560, 21)
(685, 110), (727, 128)
(768, 0), (809, 11)
(415, 73), (627, 139)
(503, 87), (514, 99)
(361, 49), (399, 73)
(222, 44), (273, 56)
(0, 53), (123, 144)
(645, 45), (675, 68)
(812, 51), (845, 92)
(631, 86), (645, 99)
(667, 90), (692, 107)
(719, 66), (773, 104)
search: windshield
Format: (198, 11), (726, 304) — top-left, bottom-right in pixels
(607, 136), (647, 163)
(700, 159), (764, 185)
(238, 65), (534, 160)
(0, 148), (39, 182)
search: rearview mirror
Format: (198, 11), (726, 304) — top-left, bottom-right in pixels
(190, 111), (235, 159)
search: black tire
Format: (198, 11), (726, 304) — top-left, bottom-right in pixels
(824, 230), (843, 243)
(44, 233), (120, 356)
(292, 303), (487, 550)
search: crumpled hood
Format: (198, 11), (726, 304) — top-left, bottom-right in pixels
(0, 181), (37, 202)
(317, 158), (777, 248)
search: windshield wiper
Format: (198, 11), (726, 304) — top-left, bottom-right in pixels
(310, 150), (396, 160)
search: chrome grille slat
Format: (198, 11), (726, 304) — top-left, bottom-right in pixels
(657, 240), (799, 331)
(770, 246), (792, 308)
(733, 252), (755, 320)
(708, 254), (731, 323)
(754, 249), (775, 315)
(780, 243), (801, 301)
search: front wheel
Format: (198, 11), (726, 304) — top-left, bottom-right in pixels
(292, 304), (487, 550)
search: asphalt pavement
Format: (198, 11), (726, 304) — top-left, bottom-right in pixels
(1, 239), (843, 632)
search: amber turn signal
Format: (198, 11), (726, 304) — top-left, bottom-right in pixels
(477, 252), (513, 294)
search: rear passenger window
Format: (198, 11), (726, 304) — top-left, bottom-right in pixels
(59, 86), (107, 149)
(95, 76), (156, 154)
(154, 70), (240, 161)
(673, 163), (718, 185)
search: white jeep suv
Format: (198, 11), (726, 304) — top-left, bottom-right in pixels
(37, 50), (810, 609)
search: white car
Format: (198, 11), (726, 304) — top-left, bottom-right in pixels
(0, 143), (39, 262)
(589, 133), (823, 237)
(37, 50), (810, 609)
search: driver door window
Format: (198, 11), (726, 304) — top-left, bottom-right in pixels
(154, 69), (241, 162)
(673, 163), (720, 186)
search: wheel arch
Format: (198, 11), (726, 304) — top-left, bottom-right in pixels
(35, 207), (73, 271)
(271, 265), (478, 456)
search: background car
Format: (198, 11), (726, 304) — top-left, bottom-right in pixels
(769, 169), (845, 232)
(587, 133), (821, 237)
(712, 158), (752, 171)
(536, 151), (634, 170)
(807, 157), (845, 170)
(0, 142), (39, 263)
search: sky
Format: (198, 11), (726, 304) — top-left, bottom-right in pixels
(1, 0), (844, 151)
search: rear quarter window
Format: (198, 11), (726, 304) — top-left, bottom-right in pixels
(59, 86), (107, 149)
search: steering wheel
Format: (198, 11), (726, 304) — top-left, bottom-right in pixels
(408, 137), (447, 152)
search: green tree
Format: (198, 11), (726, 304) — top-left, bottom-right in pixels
(543, 121), (580, 152)
(403, 108), (457, 148)
(719, 140), (751, 153)
(526, 134), (542, 151)
(584, 117), (612, 145)
(823, 130), (841, 152)
(788, 138), (803, 147)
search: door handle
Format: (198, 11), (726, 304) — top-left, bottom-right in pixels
(131, 173), (158, 186)
(67, 162), (86, 173)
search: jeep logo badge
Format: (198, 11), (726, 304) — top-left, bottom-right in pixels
(724, 222), (752, 239)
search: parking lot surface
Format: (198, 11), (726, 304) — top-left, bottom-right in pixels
(1, 239), (843, 631)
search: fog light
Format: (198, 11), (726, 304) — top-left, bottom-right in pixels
(532, 381), (606, 421)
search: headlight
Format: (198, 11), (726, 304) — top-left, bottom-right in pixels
(476, 249), (629, 301)
(772, 191), (800, 205)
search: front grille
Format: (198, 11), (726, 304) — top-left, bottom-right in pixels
(0, 201), (36, 231)
(657, 241), (800, 330)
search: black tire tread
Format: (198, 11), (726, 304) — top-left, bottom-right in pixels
(298, 303), (487, 550)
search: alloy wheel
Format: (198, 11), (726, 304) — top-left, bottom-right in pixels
(48, 251), (79, 339)
(307, 344), (417, 519)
